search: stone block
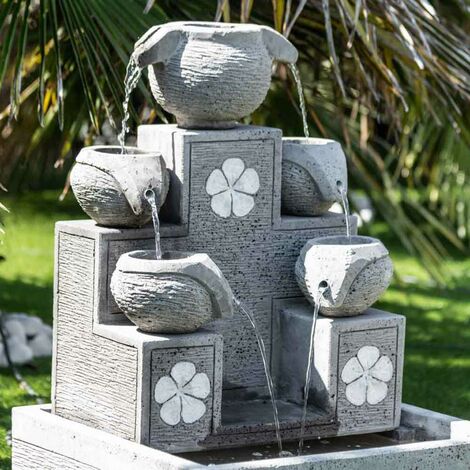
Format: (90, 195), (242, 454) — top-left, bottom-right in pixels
(137, 124), (356, 392)
(273, 299), (405, 435)
(52, 225), (223, 452)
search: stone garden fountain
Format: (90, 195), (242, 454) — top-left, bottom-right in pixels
(11, 21), (470, 469)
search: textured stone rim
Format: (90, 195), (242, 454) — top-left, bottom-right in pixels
(282, 137), (339, 147)
(115, 250), (233, 320)
(76, 145), (161, 163)
(309, 235), (385, 249)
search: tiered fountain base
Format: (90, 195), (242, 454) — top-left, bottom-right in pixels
(11, 124), (470, 468)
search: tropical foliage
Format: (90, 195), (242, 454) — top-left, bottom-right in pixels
(0, 0), (469, 283)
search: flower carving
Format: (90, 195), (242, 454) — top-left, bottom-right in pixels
(205, 158), (260, 218)
(341, 346), (393, 406)
(154, 361), (210, 426)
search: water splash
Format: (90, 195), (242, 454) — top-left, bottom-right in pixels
(298, 281), (329, 455)
(336, 180), (351, 239)
(234, 297), (284, 456)
(118, 55), (142, 153)
(289, 64), (309, 138)
(144, 189), (162, 260)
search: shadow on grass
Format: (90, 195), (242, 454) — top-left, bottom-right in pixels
(0, 278), (53, 324)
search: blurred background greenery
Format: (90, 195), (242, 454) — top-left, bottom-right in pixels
(0, 0), (469, 467)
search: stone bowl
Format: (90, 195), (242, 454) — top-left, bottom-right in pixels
(70, 146), (169, 227)
(133, 21), (298, 129)
(281, 138), (347, 216)
(295, 235), (393, 316)
(110, 250), (233, 333)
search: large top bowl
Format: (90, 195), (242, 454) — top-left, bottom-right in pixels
(133, 21), (298, 129)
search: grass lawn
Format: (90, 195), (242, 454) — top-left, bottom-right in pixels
(0, 190), (469, 467)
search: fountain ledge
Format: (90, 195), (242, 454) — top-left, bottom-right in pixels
(12, 403), (470, 469)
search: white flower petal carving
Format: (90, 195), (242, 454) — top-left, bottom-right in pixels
(181, 394), (207, 424)
(171, 361), (196, 387)
(211, 191), (232, 218)
(367, 377), (388, 405)
(206, 169), (228, 195)
(357, 345), (380, 370)
(154, 361), (211, 426)
(234, 168), (260, 194)
(222, 158), (245, 185)
(183, 372), (211, 399)
(160, 395), (182, 426)
(154, 376), (177, 404)
(206, 158), (260, 218)
(340, 356), (363, 384)
(345, 375), (367, 406)
(232, 191), (255, 217)
(341, 346), (394, 406)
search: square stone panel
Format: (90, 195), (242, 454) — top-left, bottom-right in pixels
(149, 345), (215, 451)
(337, 326), (399, 432)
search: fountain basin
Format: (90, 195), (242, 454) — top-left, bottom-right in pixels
(70, 146), (169, 227)
(295, 235), (393, 316)
(133, 22), (298, 129)
(281, 138), (347, 216)
(12, 403), (470, 468)
(110, 250), (233, 333)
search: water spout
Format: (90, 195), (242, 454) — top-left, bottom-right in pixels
(234, 297), (284, 456)
(144, 188), (162, 260)
(118, 56), (142, 153)
(288, 64), (309, 138)
(336, 180), (351, 240)
(298, 280), (329, 455)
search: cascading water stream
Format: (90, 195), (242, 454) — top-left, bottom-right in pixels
(289, 64), (309, 139)
(144, 189), (162, 260)
(336, 180), (351, 239)
(298, 281), (329, 455)
(233, 297), (290, 457)
(118, 55), (142, 153)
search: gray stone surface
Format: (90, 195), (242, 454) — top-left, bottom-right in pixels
(137, 124), (356, 392)
(70, 145), (169, 227)
(281, 138), (347, 216)
(52, 229), (224, 452)
(133, 22), (298, 128)
(273, 300), (405, 435)
(110, 250), (233, 333)
(12, 404), (470, 469)
(296, 235), (393, 316)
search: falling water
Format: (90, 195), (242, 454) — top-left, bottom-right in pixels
(144, 189), (162, 260)
(289, 64), (309, 138)
(298, 281), (329, 455)
(336, 180), (351, 239)
(118, 55), (142, 153)
(233, 297), (287, 457)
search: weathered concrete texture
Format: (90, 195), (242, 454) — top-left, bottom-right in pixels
(12, 405), (201, 469)
(70, 145), (169, 227)
(12, 404), (470, 469)
(52, 228), (224, 452)
(110, 250), (233, 333)
(133, 22), (298, 129)
(296, 235), (393, 316)
(138, 124), (357, 392)
(274, 300), (405, 435)
(281, 138), (347, 216)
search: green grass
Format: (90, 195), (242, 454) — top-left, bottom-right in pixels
(0, 191), (469, 467)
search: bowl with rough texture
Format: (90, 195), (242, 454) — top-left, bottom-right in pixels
(110, 250), (233, 333)
(281, 138), (347, 216)
(133, 21), (298, 129)
(296, 235), (393, 316)
(70, 146), (169, 227)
